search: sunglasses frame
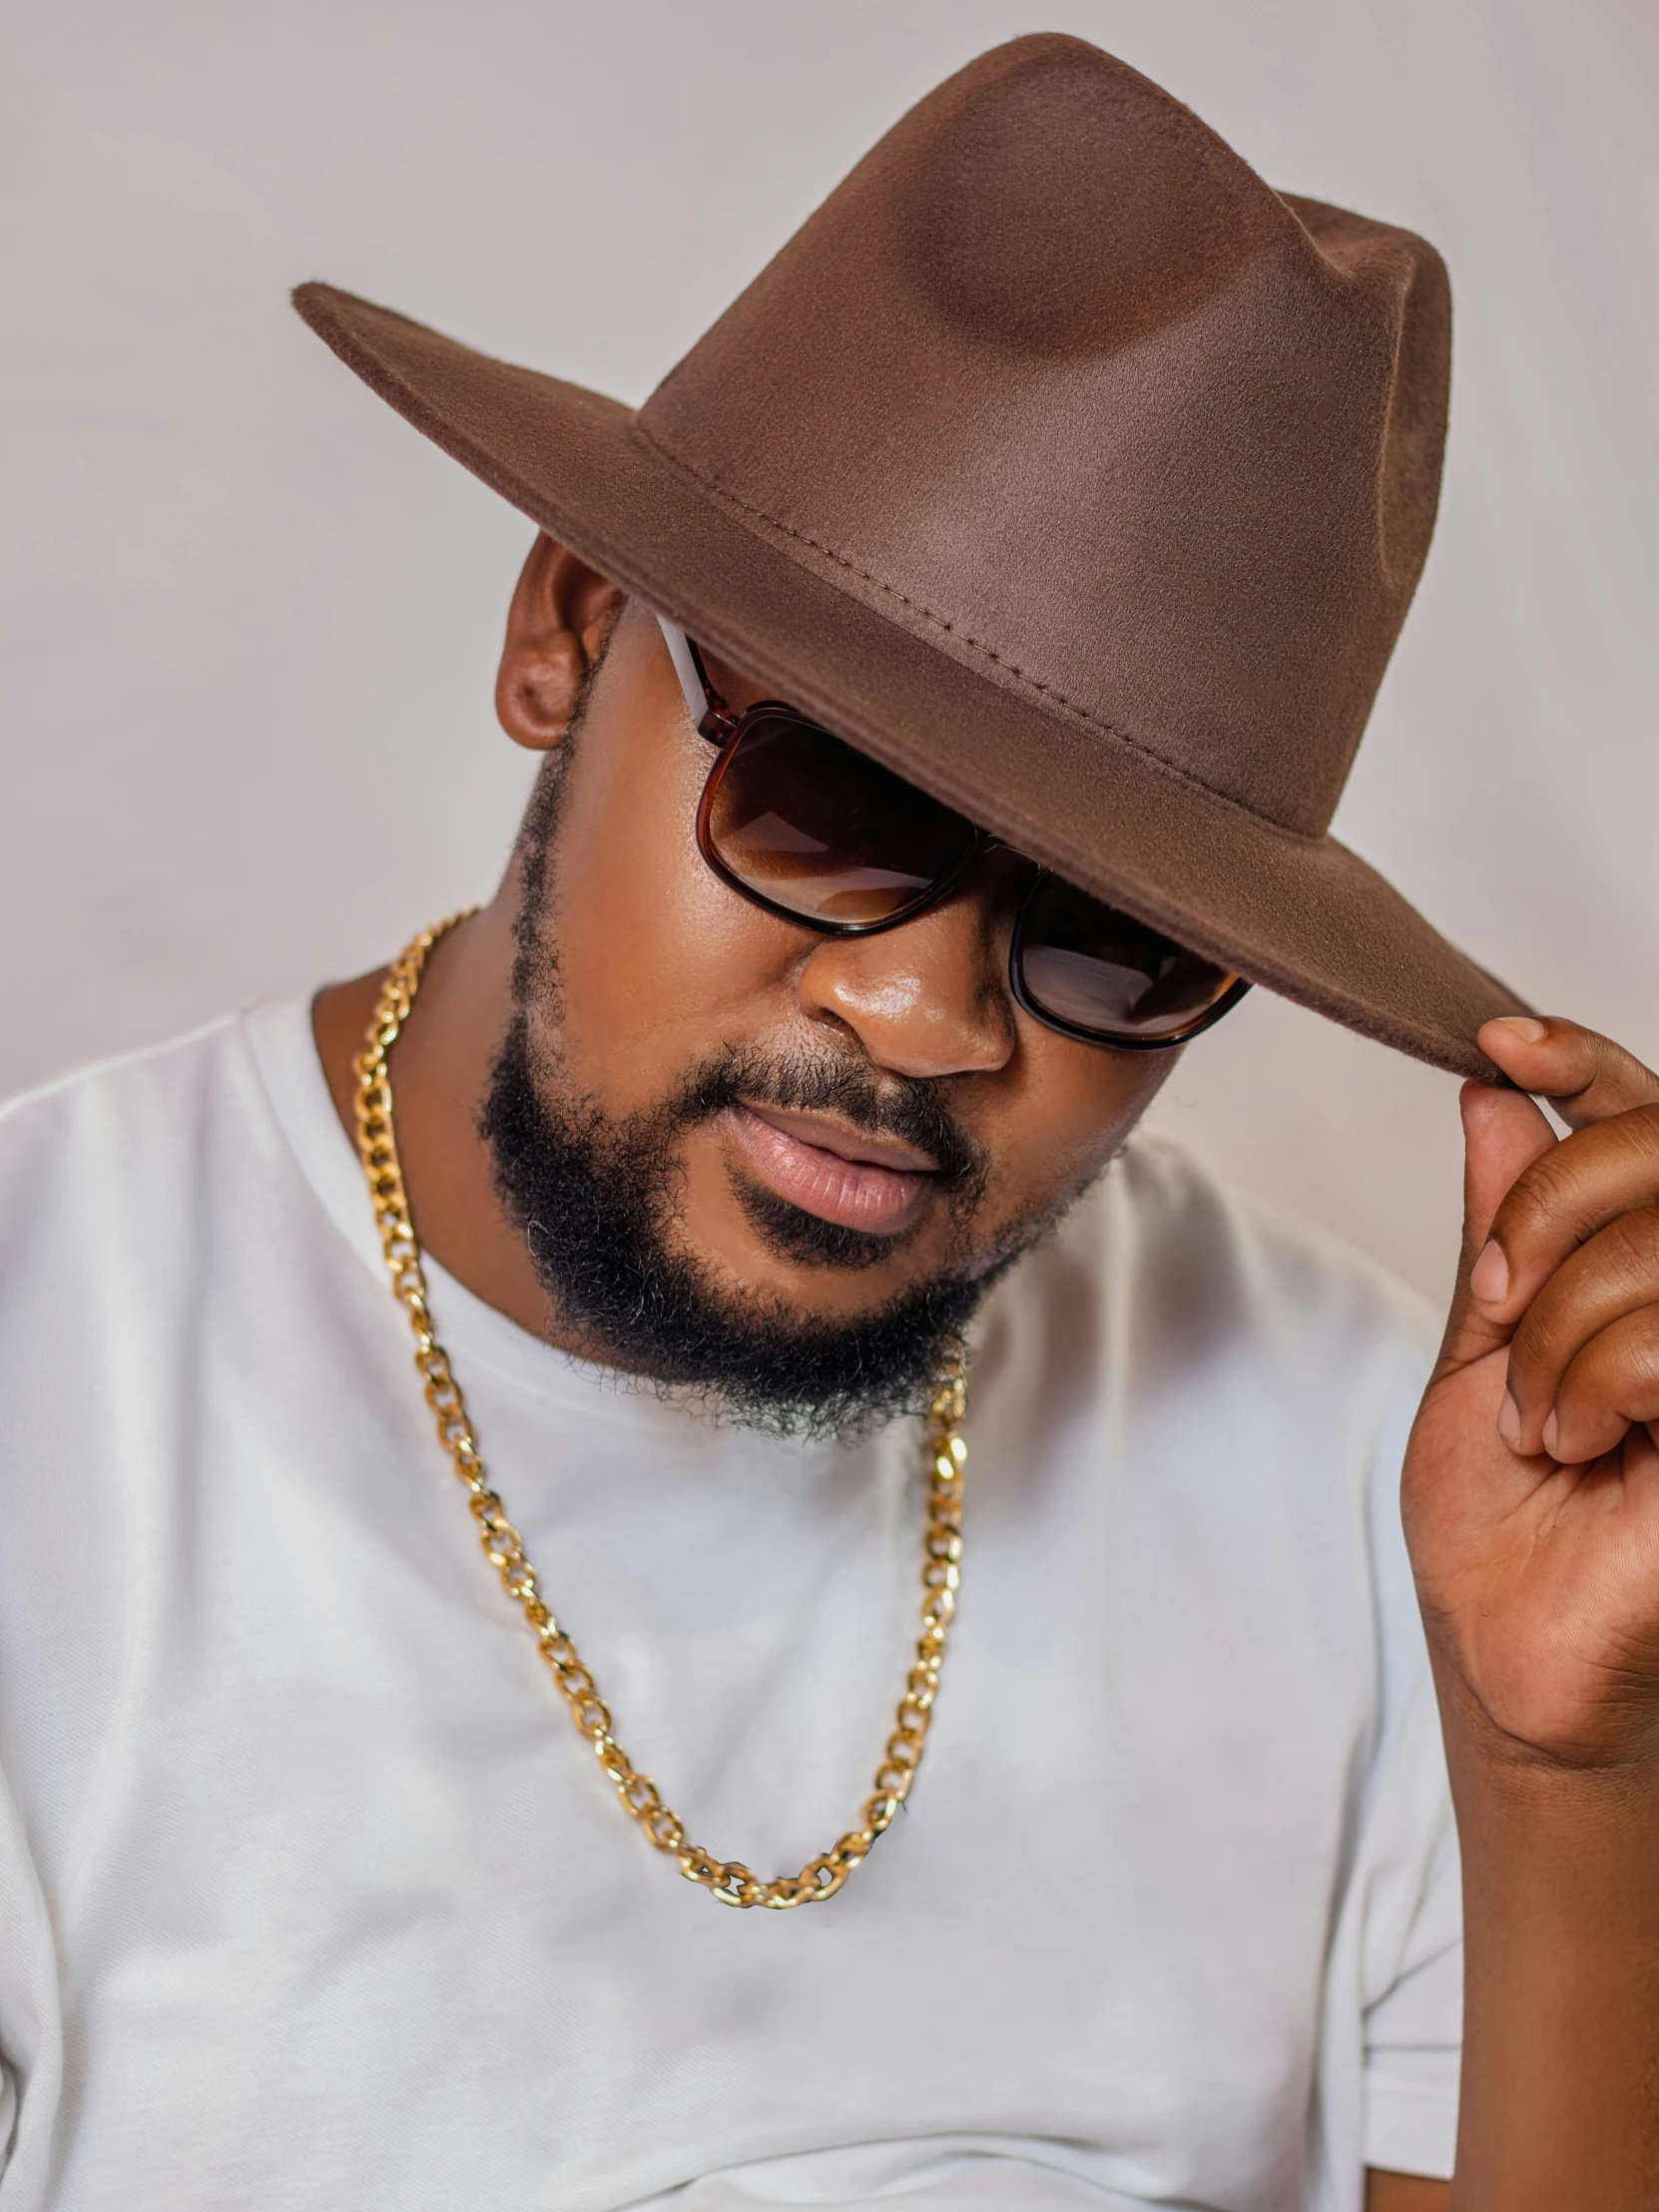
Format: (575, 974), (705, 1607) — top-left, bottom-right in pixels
(656, 614), (1250, 1052)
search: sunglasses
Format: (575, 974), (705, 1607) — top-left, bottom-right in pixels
(657, 616), (1250, 1051)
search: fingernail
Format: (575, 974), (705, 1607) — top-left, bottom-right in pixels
(1470, 1239), (1509, 1305)
(1488, 1016), (1548, 1043)
(1542, 1409), (1561, 1458)
(1497, 1391), (1520, 1446)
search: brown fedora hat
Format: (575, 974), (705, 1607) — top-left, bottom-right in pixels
(294, 32), (1527, 1078)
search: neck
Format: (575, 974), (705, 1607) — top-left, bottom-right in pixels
(313, 892), (564, 1346)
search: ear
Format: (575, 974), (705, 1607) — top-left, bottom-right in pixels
(494, 535), (625, 752)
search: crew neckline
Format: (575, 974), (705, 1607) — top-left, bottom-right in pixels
(239, 991), (784, 1441)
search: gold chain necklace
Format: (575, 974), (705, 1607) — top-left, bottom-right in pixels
(352, 916), (967, 1909)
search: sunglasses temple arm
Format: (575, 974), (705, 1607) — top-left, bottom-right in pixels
(656, 612), (717, 733)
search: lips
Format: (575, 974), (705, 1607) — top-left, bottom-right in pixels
(724, 1104), (934, 1233)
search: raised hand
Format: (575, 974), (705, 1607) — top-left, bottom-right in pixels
(1399, 1018), (1659, 2207)
(1403, 1016), (1659, 1770)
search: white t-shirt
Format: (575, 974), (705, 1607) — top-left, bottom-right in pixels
(0, 999), (1460, 2211)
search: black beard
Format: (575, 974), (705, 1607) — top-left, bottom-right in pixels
(477, 1015), (1021, 1441)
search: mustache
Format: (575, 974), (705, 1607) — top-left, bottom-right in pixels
(667, 1042), (988, 1190)
(478, 1014), (992, 1439)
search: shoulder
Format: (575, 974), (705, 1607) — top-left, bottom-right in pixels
(977, 1132), (1439, 1462)
(0, 1013), (253, 1152)
(971, 1137), (1444, 1766)
(0, 1006), (310, 1275)
(1010, 1129), (1436, 1357)
(1111, 1130), (1440, 1367)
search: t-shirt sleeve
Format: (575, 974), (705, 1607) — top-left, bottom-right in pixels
(0, 1753), (63, 2197)
(1358, 1711), (1461, 2179)
(1350, 1349), (1462, 2185)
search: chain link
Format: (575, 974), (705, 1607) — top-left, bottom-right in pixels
(353, 915), (968, 1909)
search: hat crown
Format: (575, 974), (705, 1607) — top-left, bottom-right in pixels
(901, 40), (1289, 357)
(638, 34), (1449, 837)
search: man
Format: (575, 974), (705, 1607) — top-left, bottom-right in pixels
(2, 29), (1658, 2211)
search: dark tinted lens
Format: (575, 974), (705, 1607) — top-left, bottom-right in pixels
(704, 709), (980, 926)
(1016, 872), (1240, 1041)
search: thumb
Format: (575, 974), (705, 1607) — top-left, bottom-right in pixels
(1438, 1080), (1558, 1375)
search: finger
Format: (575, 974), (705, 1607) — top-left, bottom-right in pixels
(1467, 1106), (1659, 1332)
(1438, 1080), (1557, 1377)
(1478, 1015), (1659, 1131)
(1542, 1304), (1659, 1465)
(1501, 1206), (1659, 1454)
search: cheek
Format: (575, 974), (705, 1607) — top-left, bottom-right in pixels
(541, 736), (800, 1106)
(986, 1026), (1172, 1204)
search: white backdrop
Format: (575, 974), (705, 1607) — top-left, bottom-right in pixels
(2, 0), (1655, 1303)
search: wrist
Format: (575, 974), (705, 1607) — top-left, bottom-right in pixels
(1425, 1622), (1659, 1803)
(1436, 1657), (1659, 2211)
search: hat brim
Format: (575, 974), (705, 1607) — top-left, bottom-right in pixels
(294, 281), (1527, 1081)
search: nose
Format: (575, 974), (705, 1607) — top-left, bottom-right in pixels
(796, 864), (1021, 1080)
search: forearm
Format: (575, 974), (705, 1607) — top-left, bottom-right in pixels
(1441, 1681), (1659, 2208)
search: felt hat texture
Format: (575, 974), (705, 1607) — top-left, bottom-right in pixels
(295, 32), (1527, 1076)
